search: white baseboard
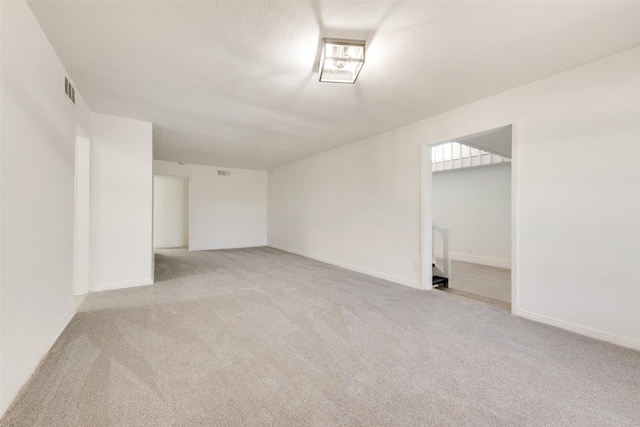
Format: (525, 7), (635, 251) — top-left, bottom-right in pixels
(72, 293), (88, 311)
(269, 244), (421, 290)
(0, 308), (75, 417)
(434, 250), (511, 269)
(91, 278), (154, 293)
(189, 242), (268, 252)
(514, 309), (640, 351)
(452, 252), (510, 269)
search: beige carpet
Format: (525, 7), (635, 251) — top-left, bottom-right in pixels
(2, 247), (638, 426)
(439, 260), (511, 312)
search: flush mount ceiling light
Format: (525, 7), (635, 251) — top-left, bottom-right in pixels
(319, 38), (366, 84)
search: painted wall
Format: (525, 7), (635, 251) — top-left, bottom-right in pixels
(154, 161), (268, 251)
(0, 0), (93, 415)
(74, 134), (91, 294)
(153, 175), (189, 249)
(269, 46), (640, 349)
(90, 113), (153, 292)
(433, 164), (511, 268)
(268, 131), (422, 288)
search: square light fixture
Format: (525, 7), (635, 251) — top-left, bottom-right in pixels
(318, 38), (366, 84)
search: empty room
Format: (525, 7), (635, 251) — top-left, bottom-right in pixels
(1, 1), (639, 426)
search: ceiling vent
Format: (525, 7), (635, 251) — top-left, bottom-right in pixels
(64, 76), (76, 104)
(218, 170), (230, 176)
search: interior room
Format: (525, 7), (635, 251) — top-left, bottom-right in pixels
(1, 1), (639, 425)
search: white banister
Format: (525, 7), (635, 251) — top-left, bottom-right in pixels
(431, 141), (511, 172)
(432, 221), (451, 281)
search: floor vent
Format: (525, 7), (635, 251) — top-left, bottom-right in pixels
(218, 170), (230, 176)
(64, 76), (76, 104)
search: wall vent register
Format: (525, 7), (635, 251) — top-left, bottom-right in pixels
(218, 170), (230, 176)
(64, 76), (75, 104)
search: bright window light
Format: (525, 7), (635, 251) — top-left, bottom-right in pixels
(443, 143), (452, 161)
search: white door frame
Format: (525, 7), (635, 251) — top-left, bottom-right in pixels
(420, 117), (519, 314)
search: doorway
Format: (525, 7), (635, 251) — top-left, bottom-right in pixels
(153, 175), (189, 249)
(421, 122), (516, 313)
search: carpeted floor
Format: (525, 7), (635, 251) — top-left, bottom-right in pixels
(2, 247), (638, 426)
(439, 260), (511, 312)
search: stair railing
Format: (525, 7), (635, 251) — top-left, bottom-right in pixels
(432, 221), (451, 280)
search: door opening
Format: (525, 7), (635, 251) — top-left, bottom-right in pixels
(153, 175), (189, 250)
(422, 122), (516, 313)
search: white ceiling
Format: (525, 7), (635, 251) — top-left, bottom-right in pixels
(28, 1), (640, 170)
(459, 125), (513, 159)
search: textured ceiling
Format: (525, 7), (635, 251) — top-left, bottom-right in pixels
(28, 1), (640, 170)
(459, 126), (512, 159)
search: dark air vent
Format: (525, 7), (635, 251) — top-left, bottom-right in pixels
(64, 77), (75, 104)
(218, 170), (230, 176)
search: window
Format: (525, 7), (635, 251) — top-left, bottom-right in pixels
(432, 141), (510, 172)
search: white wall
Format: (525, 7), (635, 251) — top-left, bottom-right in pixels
(269, 46), (640, 349)
(153, 175), (189, 249)
(74, 133), (91, 294)
(0, 0), (93, 415)
(433, 164), (511, 268)
(154, 161), (267, 251)
(90, 113), (153, 291)
(269, 131), (422, 288)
